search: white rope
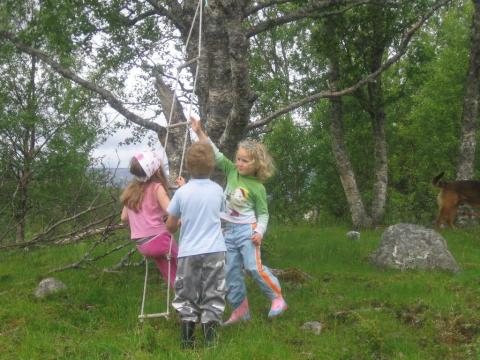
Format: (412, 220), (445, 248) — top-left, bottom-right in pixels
(138, 236), (174, 321)
(165, 235), (174, 315)
(164, 0), (202, 156)
(138, 257), (149, 322)
(179, 0), (203, 177)
(140, 0), (204, 322)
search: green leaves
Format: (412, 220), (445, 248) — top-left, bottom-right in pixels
(0, 39), (104, 242)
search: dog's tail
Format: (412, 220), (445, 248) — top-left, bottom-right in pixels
(432, 172), (446, 188)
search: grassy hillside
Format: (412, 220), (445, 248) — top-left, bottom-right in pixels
(1, 226), (479, 359)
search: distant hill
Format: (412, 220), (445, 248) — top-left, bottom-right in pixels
(107, 168), (132, 186)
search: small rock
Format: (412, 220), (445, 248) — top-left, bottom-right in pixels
(346, 231), (360, 241)
(301, 321), (323, 335)
(34, 277), (66, 298)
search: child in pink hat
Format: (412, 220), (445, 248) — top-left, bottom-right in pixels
(120, 149), (178, 288)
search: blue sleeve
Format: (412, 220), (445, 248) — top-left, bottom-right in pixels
(167, 191), (181, 217)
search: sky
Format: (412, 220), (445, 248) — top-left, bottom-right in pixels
(92, 127), (150, 168)
(89, 31), (200, 169)
(92, 115), (197, 169)
(90, 101), (160, 168)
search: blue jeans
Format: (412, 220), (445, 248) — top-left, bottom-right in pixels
(224, 223), (282, 309)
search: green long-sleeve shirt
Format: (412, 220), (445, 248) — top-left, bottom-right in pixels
(210, 141), (269, 236)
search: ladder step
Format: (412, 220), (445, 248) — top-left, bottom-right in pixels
(177, 56), (200, 70)
(166, 121), (189, 129)
(138, 312), (169, 319)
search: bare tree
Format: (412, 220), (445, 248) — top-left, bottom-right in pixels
(328, 51), (373, 228)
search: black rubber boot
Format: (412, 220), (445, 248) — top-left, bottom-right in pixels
(181, 321), (196, 349)
(201, 321), (218, 347)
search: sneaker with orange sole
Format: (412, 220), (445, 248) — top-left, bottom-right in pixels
(223, 298), (251, 326)
(268, 297), (288, 318)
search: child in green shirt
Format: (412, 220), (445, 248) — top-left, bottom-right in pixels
(191, 118), (288, 324)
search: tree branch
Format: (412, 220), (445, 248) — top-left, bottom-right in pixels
(53, 217), (122, 245)
(248, 0), (451, 129)
(33, 118), (72, 158)
(145, 0), (187, 34)
(244, 0), (295, 17)
(0, 31), (165, 135)
(120, 9), (157, 26)
(54, 224), (124, 245)
(48, 234), (129, 274)
(151, 66), (188, 125)
(104, 247), (139, 272)
(48, 213), (131, 273)
(7, 199), (115, 248)
(247, 0), (372, 37)
(0, 217), (124, 250)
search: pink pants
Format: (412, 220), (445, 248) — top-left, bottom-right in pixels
(136, 233), (178, 288)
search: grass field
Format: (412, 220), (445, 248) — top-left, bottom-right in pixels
(1, 225), (479, 359)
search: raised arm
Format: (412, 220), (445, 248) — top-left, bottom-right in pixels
(190, 116), (236, 175)
(190, 116), (208, 142)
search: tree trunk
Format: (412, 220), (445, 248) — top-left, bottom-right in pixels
(455, 0), (480, 227)
(456, 0), (480, 180)
(328, 44), (372, 228)
(15, 184), (27, 244)
(15, 55), (37, 243)
(368, 78), (388, 226)
(15, 220), (25, 244)
(153, 70), (189, 180)
(156, 0), (255, 161)
(190, 0), (255, 157)
(361, 14), (389, 226)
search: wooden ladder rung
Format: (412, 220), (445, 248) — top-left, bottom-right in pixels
(166, 121), (189, 129)
(177, 56), (200, 70)
(138, 312), (169, 320)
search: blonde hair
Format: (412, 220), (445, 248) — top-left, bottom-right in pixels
(120, 157), (169, 212)
(186, 141), (215, 178)
(237, 140), (275, 182)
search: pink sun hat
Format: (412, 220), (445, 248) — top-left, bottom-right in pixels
(134, 146), (169, 182)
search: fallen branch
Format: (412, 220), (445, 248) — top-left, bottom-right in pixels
(49, 234), (131, 274)
(49, 214), (120, 243)
(103, 247), (143, 273)
(0, 207), (121, 250)
(32, 198), (114, 241)
(54, 223), (124, 245)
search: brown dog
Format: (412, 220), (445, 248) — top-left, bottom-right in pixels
(432, 172), (480, 228)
